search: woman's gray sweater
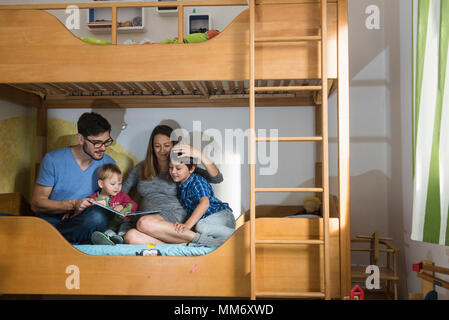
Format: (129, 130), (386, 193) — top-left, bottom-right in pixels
(122, 162), (223, 223)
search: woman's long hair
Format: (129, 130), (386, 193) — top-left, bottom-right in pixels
(139, 125), (174, 180)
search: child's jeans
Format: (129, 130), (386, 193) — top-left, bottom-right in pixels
(194, 208), (236, 239)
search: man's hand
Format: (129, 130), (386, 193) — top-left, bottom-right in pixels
(62, 198), (92, 220)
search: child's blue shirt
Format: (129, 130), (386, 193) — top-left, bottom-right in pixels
(177, 173), (231, 219)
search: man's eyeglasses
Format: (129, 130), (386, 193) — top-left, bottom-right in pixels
(84, 137), (114, 148)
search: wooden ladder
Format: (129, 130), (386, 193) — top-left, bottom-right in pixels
(248, 0), (331, 300)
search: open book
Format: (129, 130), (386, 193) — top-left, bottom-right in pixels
(89, 201), (160, 217)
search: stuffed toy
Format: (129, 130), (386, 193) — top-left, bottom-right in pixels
(161, 29), (220, 44)
(297, 196), (322, 216)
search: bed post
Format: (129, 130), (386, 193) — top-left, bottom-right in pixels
(35, 100), (47, 180)
(337, 0), (351, 298)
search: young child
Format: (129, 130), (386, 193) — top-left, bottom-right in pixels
(168, 154), (235, 242)
(89, 163), (138, 245)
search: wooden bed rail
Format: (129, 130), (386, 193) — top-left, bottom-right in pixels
(0, 192), (33, 216)
(0, 0), (249, 45)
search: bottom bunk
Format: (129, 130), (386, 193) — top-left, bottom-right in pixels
(0, 196), (341, 298)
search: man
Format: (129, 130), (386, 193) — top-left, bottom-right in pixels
(31, 112), (115, 244)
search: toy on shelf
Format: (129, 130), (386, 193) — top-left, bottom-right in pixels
(410, 261), (449, 300)
(351, 232), (399, 300)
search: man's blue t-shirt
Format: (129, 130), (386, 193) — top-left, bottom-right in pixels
(36, 147), (115, 201)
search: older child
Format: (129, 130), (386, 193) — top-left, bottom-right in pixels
(168, 154), (235, 242)
(89, 163), (137, 245)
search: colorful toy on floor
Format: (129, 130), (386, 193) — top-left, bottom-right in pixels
(349, 285), (365, 300)
(410, 260), (449, 300)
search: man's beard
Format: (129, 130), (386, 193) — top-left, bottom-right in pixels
(83, 142), (104, 160)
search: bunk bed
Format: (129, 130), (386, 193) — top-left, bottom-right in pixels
(0, 0), (350, 299)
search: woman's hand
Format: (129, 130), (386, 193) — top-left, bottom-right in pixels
(172, 144), (203, 162)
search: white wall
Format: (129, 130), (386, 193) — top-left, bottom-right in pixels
(347, 0), (390, 250)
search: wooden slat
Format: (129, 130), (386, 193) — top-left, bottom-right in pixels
(126, 82), (142, 91)
(257, 0), (336, 3)
(118, 82), (135, 92)
(160, 82), (175, 94)
(50, 83), (73, 94)
(255, 85), (321, 92)
(111, 6), (117, 45)
(255, 187), (323, 193)
(228, 80), (236, 93)
(255, 35), (321, 42)
(194, 81), (209, 97)
(43, 83), (69, 95)
(256, 136), (322, 142)
(249, 0), (256, 301)
(178, 4), (184, 44)
(215, 81), (225, 94)
(337, 0), (351, 298)
(146, 82), (163, 94)
(422, 264), (449, 276)
(257, 239), (324, 245)
(256, 291), (325, 298)
(169, 81), (183, 93)
(140, 82), (155, 93)
(182, 81), (195, 95)
(320, 0), (330, 301)
(237, 81), (245, 93)
(204, 81), (214, 94)
(73, 83), (91, 93)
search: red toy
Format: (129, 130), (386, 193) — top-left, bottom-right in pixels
(412, 261), (423, 273)
(350, 285), (365, 300)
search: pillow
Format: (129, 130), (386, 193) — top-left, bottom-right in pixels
(79, 36), (112, 45)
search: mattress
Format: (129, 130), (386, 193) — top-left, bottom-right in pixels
(73, 243), (217, 256)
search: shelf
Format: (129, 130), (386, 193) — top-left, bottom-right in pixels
(157, 0), (178, 16)
(87, 1), (145, 33)
(188, 13), (211, 34)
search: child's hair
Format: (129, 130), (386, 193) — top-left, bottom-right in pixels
(97, 163), (122, 180)
(168, 152), (196, 171)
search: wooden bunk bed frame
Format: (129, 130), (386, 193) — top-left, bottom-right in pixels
(0, 0), (350, 299)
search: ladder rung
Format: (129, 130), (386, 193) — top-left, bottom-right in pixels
(255, 35), (322, 43)
(256, 239), (324, 245)
(254, 86), (322, 92)
(255, 187), (324, 193)
(256, 136), (322, 142)
(255, 291), (325, 299)
(256, 0), (327, 5)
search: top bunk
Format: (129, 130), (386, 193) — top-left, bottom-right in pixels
(0, 0), (341, 108)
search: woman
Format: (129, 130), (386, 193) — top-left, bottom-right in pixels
(122, 124), (226, 246)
